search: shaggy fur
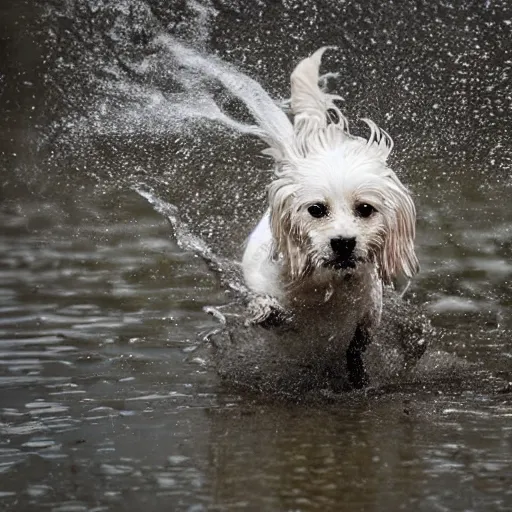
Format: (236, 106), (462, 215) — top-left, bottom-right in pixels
(241, 48), (419, 388)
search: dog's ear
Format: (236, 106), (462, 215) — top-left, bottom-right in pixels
(378, 176), (419, 285)
(268, 178), (312, 281)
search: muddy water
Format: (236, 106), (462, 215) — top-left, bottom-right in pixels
(1, 1), (512, 511)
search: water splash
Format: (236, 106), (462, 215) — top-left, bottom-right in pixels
(52, 2), (292, 149)
(135, 186), (246, 295)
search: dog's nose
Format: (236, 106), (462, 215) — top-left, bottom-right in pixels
(330, 237), (356, 258)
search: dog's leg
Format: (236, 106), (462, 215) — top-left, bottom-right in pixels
(245, 294), (291, 327)
(346, 325), (371, 389)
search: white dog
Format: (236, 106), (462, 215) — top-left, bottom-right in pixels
(241, 48), (419, 388)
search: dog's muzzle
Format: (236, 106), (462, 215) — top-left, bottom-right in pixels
(326, 237), (357, 270)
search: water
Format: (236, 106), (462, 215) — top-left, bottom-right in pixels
(1, 0), (512, 510)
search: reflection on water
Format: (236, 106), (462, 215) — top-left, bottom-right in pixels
(1, 0), (512, 510)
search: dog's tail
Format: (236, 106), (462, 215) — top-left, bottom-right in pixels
(290, 47), (344, 123)
(289, 48), (395, 162)
(288, 47), (351, 157)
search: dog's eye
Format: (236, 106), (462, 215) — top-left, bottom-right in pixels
(308, 203), (328, 218)
(355, 203), (377, 218)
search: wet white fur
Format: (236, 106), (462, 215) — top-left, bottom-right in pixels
(242, 48), (418, 338)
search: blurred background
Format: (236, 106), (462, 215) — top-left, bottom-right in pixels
(0, 0), (511, 510)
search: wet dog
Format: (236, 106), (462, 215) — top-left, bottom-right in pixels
(241, 48), (419, 388)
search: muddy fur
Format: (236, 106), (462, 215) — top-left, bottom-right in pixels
(204, 290), (458, 399)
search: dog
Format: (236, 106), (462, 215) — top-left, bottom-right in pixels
(241, 48), (419, 389)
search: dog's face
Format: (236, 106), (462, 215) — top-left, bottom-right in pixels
(268, 141), (418, 284)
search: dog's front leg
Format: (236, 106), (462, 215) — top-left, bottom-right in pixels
(346, 278), (382, 389)
(245, 294), (291, 327)
(346, 325), (371, 389)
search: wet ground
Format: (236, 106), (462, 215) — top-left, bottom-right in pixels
(1, 0), (512, 511)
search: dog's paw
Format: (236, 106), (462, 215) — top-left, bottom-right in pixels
(245, 295), (291, 328)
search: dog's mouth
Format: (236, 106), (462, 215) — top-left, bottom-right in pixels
(324, 256), (358, 270)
